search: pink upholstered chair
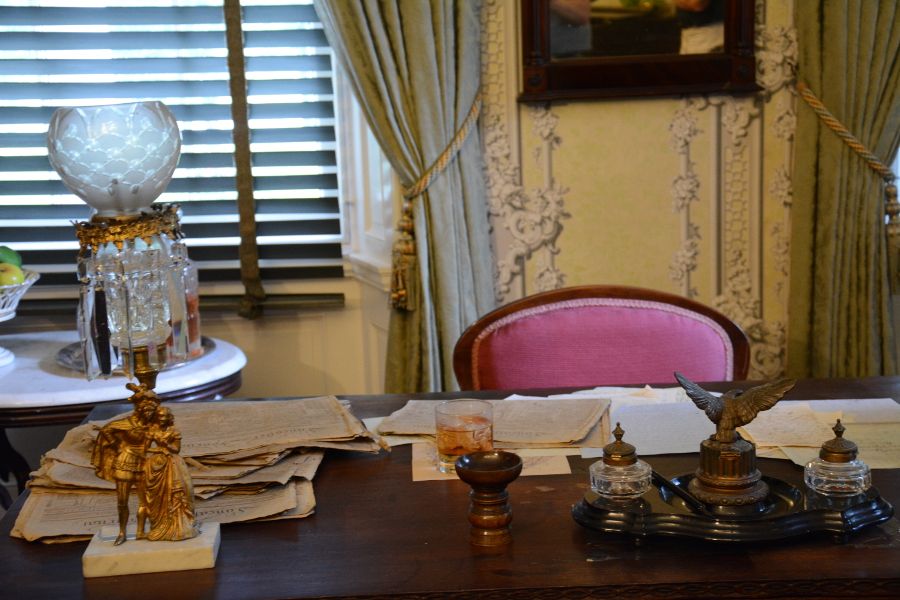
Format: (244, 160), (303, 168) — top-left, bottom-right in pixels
(453, 285), (750, 391)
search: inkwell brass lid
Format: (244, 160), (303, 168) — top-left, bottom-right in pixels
(819, 419), (858, 463)
(603, 422), (637, 466)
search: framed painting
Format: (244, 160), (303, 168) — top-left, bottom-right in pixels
(520, 0), (759, 101)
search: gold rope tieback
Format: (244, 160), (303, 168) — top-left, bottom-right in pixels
(402, 90), (483, 200)
(390, 90), (483, 310)
(796, 82), (894, 182)
(797, 82), (900, 291)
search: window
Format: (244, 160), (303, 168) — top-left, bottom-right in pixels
(0, 0), (344, 297)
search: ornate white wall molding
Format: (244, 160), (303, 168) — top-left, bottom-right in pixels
(667, 12), (798, 380)
(757, 24), (798, 97)
(758, 23), (798, 300)
(526, 104), (570, 293)
(669, 102), (702, 298)
(481, 0), (569, 303)
(752, 16), (797, 377)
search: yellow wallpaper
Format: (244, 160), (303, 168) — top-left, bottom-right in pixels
(547, 98), (696, 293)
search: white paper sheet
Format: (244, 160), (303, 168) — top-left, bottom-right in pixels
(740, 403), (835, 448)
(805, 398), (900, 423)
(409, 443), (571, 482)
(781, 422), (900, 469)
(582, 402), (714, 458)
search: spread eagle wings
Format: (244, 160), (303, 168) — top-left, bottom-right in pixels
(732, 377), (797, 423)
(674, 371), (724, 423)
(675, 371), (796, 425)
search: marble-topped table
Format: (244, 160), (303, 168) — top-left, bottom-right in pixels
(0, 330), (245, 504)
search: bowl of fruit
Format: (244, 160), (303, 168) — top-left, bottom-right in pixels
(0, 246), (39, 366)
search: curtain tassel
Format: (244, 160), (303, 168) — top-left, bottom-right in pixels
(388, 91), (483, 311)
(390, 199), (418, 310)
(886, 180), (900, 291)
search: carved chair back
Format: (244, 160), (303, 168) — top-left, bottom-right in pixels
(453, 285), (750, 390)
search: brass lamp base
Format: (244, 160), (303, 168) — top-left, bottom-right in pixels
(688, 435), (769, 506)
(90, 343), (199, 546)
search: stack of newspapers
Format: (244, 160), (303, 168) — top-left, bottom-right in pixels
(12, 396), (383, 543)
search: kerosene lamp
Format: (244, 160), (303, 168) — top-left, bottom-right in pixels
(48, 101), (219, 574)
(47, 101), (193, 389)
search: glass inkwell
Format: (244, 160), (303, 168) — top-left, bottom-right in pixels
(804, 419), (872, 497)
(589, 423), (652, 501)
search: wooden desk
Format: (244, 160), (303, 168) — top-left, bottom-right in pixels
(1, 377), (898, 599)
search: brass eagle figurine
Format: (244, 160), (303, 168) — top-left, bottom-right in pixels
(674, 372), (797, 443)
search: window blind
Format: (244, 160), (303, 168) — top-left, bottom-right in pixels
(0, 0), (343, 294)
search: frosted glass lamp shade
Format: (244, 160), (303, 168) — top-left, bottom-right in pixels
(47, 101), (181, 216)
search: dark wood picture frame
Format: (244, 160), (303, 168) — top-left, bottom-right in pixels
(520, 0), (759, 102)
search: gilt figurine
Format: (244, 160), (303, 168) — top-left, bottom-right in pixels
(675, 372), (796, 443)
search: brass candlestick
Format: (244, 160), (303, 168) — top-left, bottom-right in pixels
(455, 451), (523, 546)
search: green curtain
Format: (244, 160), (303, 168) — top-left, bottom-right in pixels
(313, 0), (495, 392)
(789, 1), (900, 377)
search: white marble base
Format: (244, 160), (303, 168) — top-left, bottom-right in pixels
(0, 346), (13, 367)
(82, 522), (220, 578)
(0, 331), (246, 409)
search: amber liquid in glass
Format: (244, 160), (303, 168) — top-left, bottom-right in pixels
(436, 415), (493, 473)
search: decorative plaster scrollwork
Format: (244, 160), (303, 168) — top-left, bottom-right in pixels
(769, 165), (793, 292)
(714, 15), (796, 379)
(668, 12), (798, 379)
(756, 25), (798, 97)
(672, 174), (700, 212)
(670, 226), (700, 299)
(525, 105), (570, 293)
(480, 0), (569, 302)
(720, 97), (759, 150)
(770, 223), (790, 297)
(714, 94), (787, 379)
(718, 97), (758, 284)
(535, 257), (566, 292)
(759, 18), (798, 375)
(770, 166), (793, 209)
(669, 102), (702, 297)
(670, 101), (701, 152)
(758, 20), (798, 313)
(773, 97), (797, 141)
(712, 265), (785, 381)
(528, 104), (561, 149)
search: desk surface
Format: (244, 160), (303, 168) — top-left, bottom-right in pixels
(1, 377), (899, 600)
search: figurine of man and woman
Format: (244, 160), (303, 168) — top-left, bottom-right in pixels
(90, 383), (198, 545)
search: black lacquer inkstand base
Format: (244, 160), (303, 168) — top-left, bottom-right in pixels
(572, 474), (894, 544)
(573, 373), (895, 544)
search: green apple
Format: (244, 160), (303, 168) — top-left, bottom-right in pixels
(0, 246), (21, 267)
(0, 262), (25, 286)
